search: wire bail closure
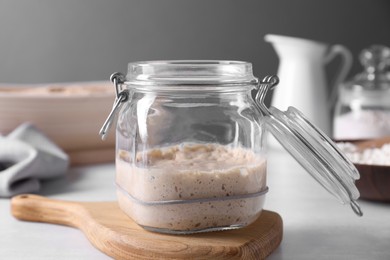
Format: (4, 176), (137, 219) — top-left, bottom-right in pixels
(99, 72), (129, 140)
(255, 75), (279, 116)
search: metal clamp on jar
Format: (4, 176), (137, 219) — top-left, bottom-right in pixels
(100, 60), (362, 234)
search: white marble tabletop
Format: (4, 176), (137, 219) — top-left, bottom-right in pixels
(1, 147), (389, 259)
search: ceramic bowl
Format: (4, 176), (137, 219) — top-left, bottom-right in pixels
(0, 81), (116, 165)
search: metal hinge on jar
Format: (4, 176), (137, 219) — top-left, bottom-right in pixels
(99, 72), (130, 140)
(254, 75), (280, 116)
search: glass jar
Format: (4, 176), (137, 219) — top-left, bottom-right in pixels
(333, 45), (390, 140)
(100, 60), (362, 234)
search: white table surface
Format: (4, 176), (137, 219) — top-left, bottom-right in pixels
(1, 147), (389, 259)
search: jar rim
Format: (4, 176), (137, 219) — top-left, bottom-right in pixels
(125, 60), (259, 87)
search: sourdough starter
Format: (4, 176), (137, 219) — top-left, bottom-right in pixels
(116, 143), (267, 233)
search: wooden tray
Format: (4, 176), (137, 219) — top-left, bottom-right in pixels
(11, 195), (283, 259)
(337, 137), (390, 201)
(354, 137), (390, 201)
(67, 147), (115, 166)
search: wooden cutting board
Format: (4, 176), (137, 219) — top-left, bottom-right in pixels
(11, 194), (283, 259)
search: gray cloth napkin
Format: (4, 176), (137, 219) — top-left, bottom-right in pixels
(0, 123), (69, 197)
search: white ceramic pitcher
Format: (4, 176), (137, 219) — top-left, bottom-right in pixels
(264, 34), (352, 135)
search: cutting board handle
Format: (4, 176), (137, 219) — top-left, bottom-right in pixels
(11, 194), (83, 228)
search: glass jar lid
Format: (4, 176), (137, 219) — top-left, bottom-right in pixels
(256, 76), (362, 216)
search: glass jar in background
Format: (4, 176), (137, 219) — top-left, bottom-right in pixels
(100, 60), (362, 234)
(333, 45), (390, 140)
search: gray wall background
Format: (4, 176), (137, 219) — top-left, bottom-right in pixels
(0, 0), (389, 84)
